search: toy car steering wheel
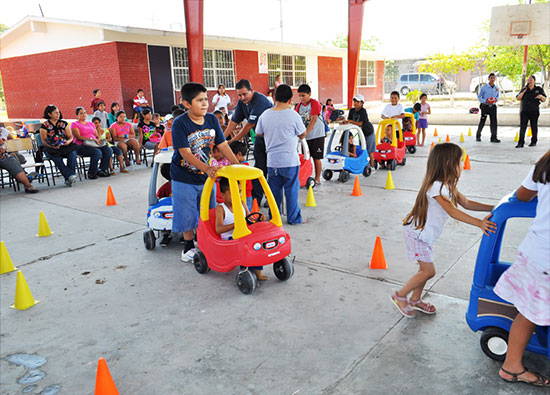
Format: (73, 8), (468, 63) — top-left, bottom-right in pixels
(246, 212), (262, 225)
(334, 145), (342, 151)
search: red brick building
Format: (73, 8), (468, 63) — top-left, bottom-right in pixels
(0, 17), (385, 119)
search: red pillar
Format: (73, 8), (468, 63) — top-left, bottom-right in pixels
(347, 0), (367, 108)
(184, 0), (204, 84)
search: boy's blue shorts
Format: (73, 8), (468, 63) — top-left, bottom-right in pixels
(171, 180), (216, 233)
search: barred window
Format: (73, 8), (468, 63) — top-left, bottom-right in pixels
(268, 54), (307, 87)
(358, 60), (376, 86)
(171, 47), (235, 90)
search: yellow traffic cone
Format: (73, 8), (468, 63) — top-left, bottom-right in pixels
(10, 271), (39, 310)
(438, 137), (442, 143)
(460, 133), (464, 143)
(527, 127), (532, 137)
(1, 241), (17, 274)
(385, 171), (395, 190)
(468, 127), (472, 137)
(514, 132), (519, 142)
(37, 211), (53, 237)
(462, 148), (466, 162)
(305, 185), (316, 207)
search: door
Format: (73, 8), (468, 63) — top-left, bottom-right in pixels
(148, 45), (175, 115)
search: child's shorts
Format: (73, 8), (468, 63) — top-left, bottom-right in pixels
(403, 227), (434, 263)
(494, 251), (550, 326)
(171, 180), (216, 233)
(418, 118), (428, 129)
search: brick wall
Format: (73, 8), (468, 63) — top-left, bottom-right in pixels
(116, 42), (152, 116)
(357, 60), (384, 102)
(1, 42), (123, 119)
(318, 56), (343, 105)
(234, 50), (269, 96)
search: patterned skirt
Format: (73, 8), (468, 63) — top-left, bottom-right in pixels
(402, 227), (434, 263)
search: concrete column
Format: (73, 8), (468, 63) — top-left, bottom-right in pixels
(347, 0), (367, 107)
(184, 0), (204, 84)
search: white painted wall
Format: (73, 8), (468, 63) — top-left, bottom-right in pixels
(306, 55), (319, 98)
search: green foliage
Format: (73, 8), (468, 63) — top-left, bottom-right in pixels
(0, 23), (8, 34)
(419, 52), (476, 79)
(318, 33), (380, 51)
(406, 90), (421, 104)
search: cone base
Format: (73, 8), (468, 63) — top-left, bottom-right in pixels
(1, 267), (18, 275)
(10, 300), (40, 310)
(36, 232), (54, 237)
(351, 192), (363, 196)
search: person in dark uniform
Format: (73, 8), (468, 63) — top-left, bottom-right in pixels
(224, 79), (273, 204)
(516, 75), (547, 148)
(476, 73), (500, 143)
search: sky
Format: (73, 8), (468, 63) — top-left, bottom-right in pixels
(2, 0), (514, 59)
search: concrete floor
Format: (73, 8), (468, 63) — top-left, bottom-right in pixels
(1, 125), (549, 394)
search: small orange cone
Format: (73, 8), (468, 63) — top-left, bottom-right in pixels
(433, 128), (438, 137)
(251, 198), (260, 213)
(430, 142), (434, 152)
(445, 134), (450, 142)
(95, 358), (119, 395)
(106, 186), (117, 206)
(351, 176), (362, 196)
(464, 154), (471, 170)
(369, 236), (387, 269)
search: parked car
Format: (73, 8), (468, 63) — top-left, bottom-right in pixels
(470, 74), (515, 94)
(395, 73), (456, 96)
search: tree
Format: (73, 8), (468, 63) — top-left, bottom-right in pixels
(529, 45), (550, 106)
(318, 33), (380, 51)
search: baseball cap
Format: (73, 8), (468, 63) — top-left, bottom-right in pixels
(353, 94), (365, 102)
(164, 114), (173, 121)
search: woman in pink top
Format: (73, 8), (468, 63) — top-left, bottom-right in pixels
(71, 107), (112, 179)
(110, 110), (141, 166)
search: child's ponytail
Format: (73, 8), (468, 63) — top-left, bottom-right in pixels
(532, 150), (550, 184)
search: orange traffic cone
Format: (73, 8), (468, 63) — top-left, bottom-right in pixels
(433, 128), (438, 137)
(464, 154), (471, 170)
(95, 358), (119, 395)
(369, 236), (387, 269)
(251, 198), (260, 213)
(445, 134), (450, 142)
(106, 186), (117, 206)
(430, 142), (434, 152)
(351, 176), (362, 196)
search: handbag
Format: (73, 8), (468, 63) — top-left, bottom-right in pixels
(45, 142), (78, 157)
(83, 139), (107, 148)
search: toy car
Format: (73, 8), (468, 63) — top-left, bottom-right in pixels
(143, 149), (173, 250)
(466, 192), (548, 361)
(194, 165), (294, 295)
(402, 113), (417, 154)
(372, 119), (406, 171)
(322, 123), (371, 183)
(298, 139), (315, 188)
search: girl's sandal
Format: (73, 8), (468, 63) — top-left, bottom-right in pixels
(409, 299), (436, 315)
(390, 292), (415, 318)
(500, 367), (550, 387)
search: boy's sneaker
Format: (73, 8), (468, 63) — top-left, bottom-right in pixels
(160, 233), (172, 247)
(181, 248), (197, 262)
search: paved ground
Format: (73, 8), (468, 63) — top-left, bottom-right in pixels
(1, 125), (549, 395)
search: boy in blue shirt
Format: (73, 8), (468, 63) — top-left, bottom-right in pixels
(171, 82), (240, 262)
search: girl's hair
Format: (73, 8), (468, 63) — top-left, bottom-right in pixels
(403, 143), (463, 229)
(420, 93), (427, 100)
(217, 84), (225, 94)
(153, 113), (160, 119)
(43, 105), (59, 119)
(110, 102), (119, 115)
(339, 131), (354, 145)
(75, 106), (85, 116)
(326, 98), (332, 105)
(532, 150), (550, 184)
(115, 110), (126, 120)
(140, 108), (151, 121)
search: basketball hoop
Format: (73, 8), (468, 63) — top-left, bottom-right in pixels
(510, 20), (531, 40)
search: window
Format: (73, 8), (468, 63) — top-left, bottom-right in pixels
(421, 74), (436, 82)
(171, 47), (235, 90)
(409, 74), (419, 82)
(400, 75), (408, 82)
(172, 47), (189, 90)
(203, 49), (235, 89)
(358, 60), (376, 86)
(268, 54), (307, 87)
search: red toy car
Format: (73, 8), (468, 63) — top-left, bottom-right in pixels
(402, 113), (417, 154)
(372, 119), (406, 170)
(298, 139), (315, 188)
(194, 165), (294, 294)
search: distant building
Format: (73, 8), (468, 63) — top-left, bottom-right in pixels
(0, 17), (385, 118)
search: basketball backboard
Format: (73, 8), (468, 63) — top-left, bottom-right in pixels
(489, 3), (550, 46)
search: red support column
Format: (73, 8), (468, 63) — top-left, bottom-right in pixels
(184, 0), (204, 85)
(347, 0), (367, 108)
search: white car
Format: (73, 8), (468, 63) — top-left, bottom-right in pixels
(470, 74), (515, 94)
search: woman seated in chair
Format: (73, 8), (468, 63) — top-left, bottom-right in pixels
(71, 107), (113, 179)
(0, 140), (39, 193)
(110, 110), (142, 166)
(39, 105), (78, 187)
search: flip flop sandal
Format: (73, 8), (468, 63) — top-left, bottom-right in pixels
(390, 292), (415, 318)
(409, 299), (436, 315)
(500, 367), (550, 387)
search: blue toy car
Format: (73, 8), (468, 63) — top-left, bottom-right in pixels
(322, 124), (371, 183)
(466, 192), (548, 361)
(144, 150), (174, 249)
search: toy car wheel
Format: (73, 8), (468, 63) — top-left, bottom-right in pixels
(400, 157), (407, 166)
(306, 177), (316, 188)
(373, 160), (378, 170)
(363, 166), (372, 177)
(236, 269), (257, 295)
(390, 159), (397, 171)
(322, 169), (333, 181)
(193, 250), (210, 274)
(338, 170), (350, 183)
(480, 327), (509, 361)
(408, 146), (417, 154)
(273, 257), (294, 281)
(143, 230), (156, 250)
